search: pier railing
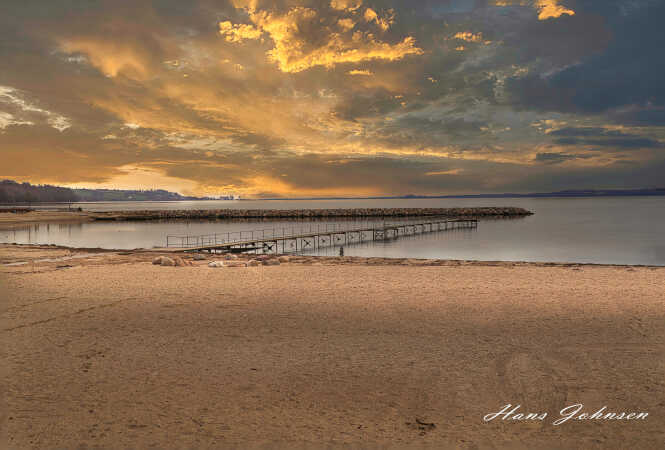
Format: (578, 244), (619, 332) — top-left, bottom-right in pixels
(167, 221), (382, 248)
(165, 217), (476, 249)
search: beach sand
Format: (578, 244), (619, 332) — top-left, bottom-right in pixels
(1, 245), (664, 448)
(0, 211), (93, 228)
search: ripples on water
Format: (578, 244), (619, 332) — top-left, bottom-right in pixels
(1, 197), (664, 265)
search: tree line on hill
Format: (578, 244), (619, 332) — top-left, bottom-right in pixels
(0, 180), (213, 203)
(0, 180), (78, 203)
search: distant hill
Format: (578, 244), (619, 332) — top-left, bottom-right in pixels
(392, 188), (665, 199)
(0, 180), (215, 203)
(72, 188), (212, 202)
(0, 180), (78, 203)
(264, 188), (665, 200)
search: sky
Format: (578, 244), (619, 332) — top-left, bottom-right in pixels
(1, 0), (664, 198)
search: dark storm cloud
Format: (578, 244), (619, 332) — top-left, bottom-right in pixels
(504, 0), (665, 120)
(549, 127), (608, 137)
(534, 152), (592, 164)
(549, 127), (664, 149)
(496, 6), (612, 67)
(554, 137), (663, 149)
(611, 108), (665, 127)
(499, 157), (665, 193)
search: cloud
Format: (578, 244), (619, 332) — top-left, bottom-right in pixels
(425, 169), (463, 176)
(220, 4), (423, 73)
(548, 127), (609, 137)
(219, 21), (263, 43)
(491, 0), (575, 20)
(337, 18), (355, 31)
(363, 8), (394, 32)
(0, 85), (70, 131)
(504, 1), (664, 114)
(548, 127), (664, 149)
(64, 164), (201, 194)
(330, 0), (363, 12)
(58, 39), (152, 79)
(453, 32), (485, 43)
(534, 152), (591, 164)
(0, 111), (32, 129)
(348, 69), (373, 76)
(1, 0), (664, 196)
(555, 137), (664, 149)
(536, 0), (575, 20)
(612, 108), (665, 126)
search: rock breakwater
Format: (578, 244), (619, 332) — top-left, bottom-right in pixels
(92, 207), (532, 221)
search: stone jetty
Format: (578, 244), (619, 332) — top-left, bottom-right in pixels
(91, 207), (532, 221)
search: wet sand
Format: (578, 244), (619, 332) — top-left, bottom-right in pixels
(1, 246), (664, 448)
(0, 211), (94, 228)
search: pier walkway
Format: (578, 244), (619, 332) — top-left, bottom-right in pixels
(164, 217), (478, 254)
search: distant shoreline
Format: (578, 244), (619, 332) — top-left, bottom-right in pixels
(250, 188), (665, 201)
(2, 190), (665, 209)
(1, 183), (665, 205)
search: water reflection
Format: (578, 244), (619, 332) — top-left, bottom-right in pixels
(1, 217), (430, 250)
(1, 197), (664, 265)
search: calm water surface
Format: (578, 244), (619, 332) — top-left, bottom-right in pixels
(1, 197), (664, 265)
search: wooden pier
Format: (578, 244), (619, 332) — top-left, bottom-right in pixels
(165, 218), (478, 254)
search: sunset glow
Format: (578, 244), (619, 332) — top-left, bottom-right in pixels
(1, 0), (663, 197)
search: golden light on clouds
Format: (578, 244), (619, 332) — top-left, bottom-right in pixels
(452, 31), (492, 45)
(220, 4), (423, 73)
(218, 21), (263, 43)
(63, 165), (201, 195)
(348, 69), (373, 76)
(270, 35), (423, 73)
(536, 0), (576, 20)
(4, 0), (657, 198)
(425, 169), (463, 176)
(337, 18), (355, 31)
(491, 0), (575, 19)
(453, 31), (484, 43)
(330, 0), (363, 12)
(240, 174), (383, 197)
(363, 8), (394, 32)
(58, 39), (151, 79)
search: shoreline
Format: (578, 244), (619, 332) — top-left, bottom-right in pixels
(1, 243), (663, 269)
(0, 207), (532, 228)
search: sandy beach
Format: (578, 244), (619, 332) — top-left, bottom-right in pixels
(1, 245), (664, 448)
(0, 211), (95, 228)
